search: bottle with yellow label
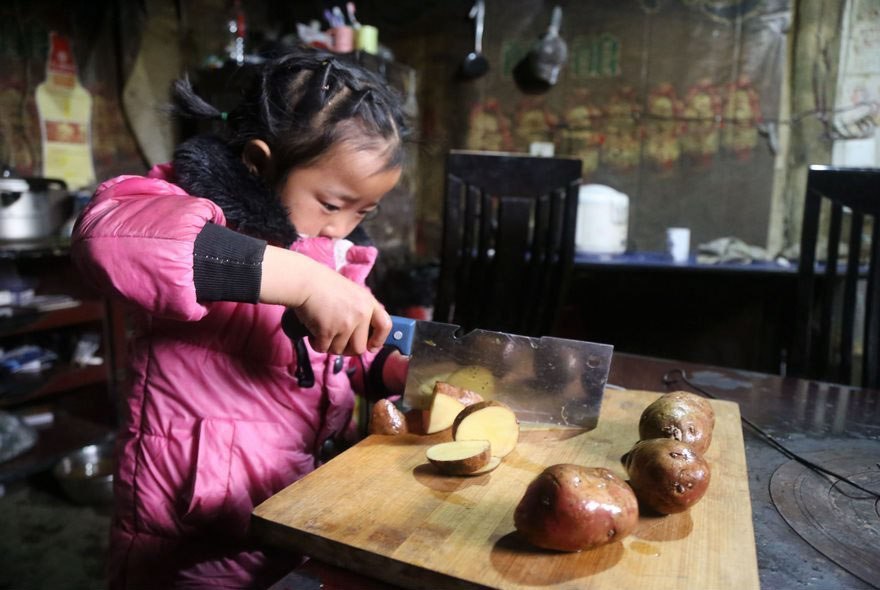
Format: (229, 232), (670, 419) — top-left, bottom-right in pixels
(35, 31), (96, 190)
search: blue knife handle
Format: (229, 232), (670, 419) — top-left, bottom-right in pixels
(385, 315), (416, 356)
(282, 308), (415, 355)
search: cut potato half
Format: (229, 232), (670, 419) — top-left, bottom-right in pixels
(452, 400), (519, 458)
(426, 392), (467, 434)
(433, 381), (484, 406)
(426, 440), (491, 475)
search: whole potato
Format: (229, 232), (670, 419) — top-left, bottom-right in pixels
(368, 399), (408, 435)
(638, 391), (715, 454)
(514, 464), (638, 552)
(624, 438), (711, 515)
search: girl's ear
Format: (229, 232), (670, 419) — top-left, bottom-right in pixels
(242, 139), (273, 177)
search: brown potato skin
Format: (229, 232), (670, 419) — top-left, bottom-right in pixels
(426, 441), (491, 475)
(368, 399), (408, 435)
(624, 438), (711, 515)
(514, 465), (639, 552)
(638, 391), (715, 454)
(433, 381), (485, 406)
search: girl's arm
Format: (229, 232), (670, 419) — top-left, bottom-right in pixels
(260, 245), (391, 355)
(73, 180), (389, 355)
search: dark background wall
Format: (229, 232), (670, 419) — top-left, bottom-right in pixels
(0, 0), (851, 269)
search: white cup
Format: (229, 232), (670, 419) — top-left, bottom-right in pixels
(666, 227), (691, 263)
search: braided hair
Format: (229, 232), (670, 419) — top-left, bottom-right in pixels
(169, 45), (409, 190)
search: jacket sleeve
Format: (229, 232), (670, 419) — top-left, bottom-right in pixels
(71, 175), (252, 321)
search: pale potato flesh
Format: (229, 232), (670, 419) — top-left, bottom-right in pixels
(452, 401), (519, 458)
(426, 440), (492, 475)
(426, 392), (466, 434)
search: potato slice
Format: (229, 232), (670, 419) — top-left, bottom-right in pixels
(426, 392), (466, 434)
(452, 400), (519, 458)
(426, 440), (491, 475)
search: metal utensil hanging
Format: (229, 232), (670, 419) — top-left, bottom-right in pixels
(460, 0), (489, 79)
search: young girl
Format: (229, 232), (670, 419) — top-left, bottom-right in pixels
(71, 47), (410, 589)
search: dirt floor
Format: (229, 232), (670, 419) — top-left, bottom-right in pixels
(0, 473), (109, 590)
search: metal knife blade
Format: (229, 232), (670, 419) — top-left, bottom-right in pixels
(386, 316), (612, 430)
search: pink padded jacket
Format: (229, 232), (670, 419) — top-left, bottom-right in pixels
(71, 166), (380, 589)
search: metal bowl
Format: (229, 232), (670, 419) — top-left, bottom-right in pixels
(53, 440), (115, 505)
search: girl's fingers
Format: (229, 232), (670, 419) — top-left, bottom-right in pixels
(367, 307), (392, 353)
(307, 328), (333, 353)
(327, 332), (353, 356)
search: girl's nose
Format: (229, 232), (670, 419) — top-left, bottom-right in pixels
(321, 217), (359, 239)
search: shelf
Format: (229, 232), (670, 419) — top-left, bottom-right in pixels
(0, 300), (104, 338)
(0, 411), (113, 484)
(0, 237), (70, 261)
(0, 364), (108, 408)
(0, 245), (126, 484)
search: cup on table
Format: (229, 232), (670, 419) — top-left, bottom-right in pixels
(666, 227), (691, 263)
(331, 26), (354, 53)
(356, 25), (379, 54)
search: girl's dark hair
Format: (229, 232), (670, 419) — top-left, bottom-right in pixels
(169, 46), (409, 188)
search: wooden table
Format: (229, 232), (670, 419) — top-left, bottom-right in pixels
(261, 352), (880, 590)
(560, 253), (798, 374)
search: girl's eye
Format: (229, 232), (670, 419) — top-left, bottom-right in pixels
(321, 202), (341, 213)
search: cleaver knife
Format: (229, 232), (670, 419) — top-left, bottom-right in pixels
(280, 310), (613, 429)
(385, 317), (612, 430)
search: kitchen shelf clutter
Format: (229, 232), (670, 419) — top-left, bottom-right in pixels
(0, 239), (127, 484)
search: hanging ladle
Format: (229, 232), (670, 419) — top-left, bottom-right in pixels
(513, 5), (568, 94)
(460, 0), (489, 79)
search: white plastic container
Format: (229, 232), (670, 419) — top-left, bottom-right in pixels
(575, 184), (629, 255)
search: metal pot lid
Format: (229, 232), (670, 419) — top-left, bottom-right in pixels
(769, 444), (880, 587)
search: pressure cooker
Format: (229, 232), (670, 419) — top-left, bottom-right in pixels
(0, 168), (70, 241)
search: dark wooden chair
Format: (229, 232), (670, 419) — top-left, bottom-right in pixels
(433, 150), (583, 336)
(790, 165), (880, 388)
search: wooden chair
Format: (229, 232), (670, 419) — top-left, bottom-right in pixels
(790, 165), (880, 388)
(433, 150), (582, 336)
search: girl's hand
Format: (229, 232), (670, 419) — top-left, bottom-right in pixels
(260, 245), (392, 355)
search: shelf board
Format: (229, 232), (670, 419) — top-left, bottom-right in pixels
(0, 411), (113, 483)
(0, 300), (104, 338)
(0, 364), (108, 408)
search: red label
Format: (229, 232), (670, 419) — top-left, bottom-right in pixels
(48, 32), (77, 75)
(45, 120), (86, 143)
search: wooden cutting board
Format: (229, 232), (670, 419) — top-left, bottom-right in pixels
(252, 389), (759, 589)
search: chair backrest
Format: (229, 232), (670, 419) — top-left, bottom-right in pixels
(434, 150), (582, 336)
(791, 165), (880, 388)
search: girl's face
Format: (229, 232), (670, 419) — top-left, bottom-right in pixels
(278, 141), (402, 239)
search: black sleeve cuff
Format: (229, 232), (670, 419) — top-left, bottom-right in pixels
(193, 223), (267, 303)
(364, 346), (394, 401)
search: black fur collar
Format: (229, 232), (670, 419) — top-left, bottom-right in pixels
(172, 135), (300, 247)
